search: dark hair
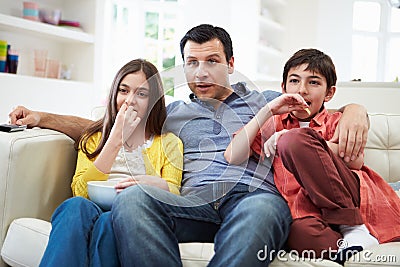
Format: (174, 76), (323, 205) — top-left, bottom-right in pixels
(180, 24), (233, 63)
(282, 48), (337, 90)
(77, 59), (166, 159)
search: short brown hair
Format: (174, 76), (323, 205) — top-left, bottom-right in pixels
(282, 49), (337, 90)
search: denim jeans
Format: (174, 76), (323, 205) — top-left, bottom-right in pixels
(39, 197), (119, 267)
(112, 183), (291, 267)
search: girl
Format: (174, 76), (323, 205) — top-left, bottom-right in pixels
(40, 59), (183, 267)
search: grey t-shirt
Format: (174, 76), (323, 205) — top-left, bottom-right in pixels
(165, 82), (281, 201)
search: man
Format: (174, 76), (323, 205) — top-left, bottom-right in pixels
(110, 24), (369, 267)
(10, 24), (368, 266)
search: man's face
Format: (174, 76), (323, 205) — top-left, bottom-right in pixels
(183, 38), (234, 102)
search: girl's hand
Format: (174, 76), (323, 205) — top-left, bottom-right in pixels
(114, 177), (139, 193)
(267, 94), (309, 115)
(264, 129), (288, 158)
(108, 102), (141, 147)
(122, 104), (141, 143)
(114, 175), (169, 193)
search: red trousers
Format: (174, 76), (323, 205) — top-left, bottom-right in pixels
(277, 128), (363, 257)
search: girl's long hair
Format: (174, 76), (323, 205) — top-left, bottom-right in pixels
(76, 59), (166, 159)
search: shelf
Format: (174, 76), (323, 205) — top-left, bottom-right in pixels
(0, 72), (92, 88)
(0, 14), (94, 44)
(258, 15), (284, 32)
(258, 44), (282, 57)
(254, 0), (287, 83)
(261, 0), (287, 8)
(337, 81), (400, 88)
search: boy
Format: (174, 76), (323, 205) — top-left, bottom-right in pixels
(225, 48), (400, 263)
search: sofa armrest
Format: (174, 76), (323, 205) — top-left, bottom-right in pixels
(365, 114), (400, 183)
(0, 129), (77, 245)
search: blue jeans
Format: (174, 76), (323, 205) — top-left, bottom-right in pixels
(112, 183), (291, 267)
(39, 197), (119, 267)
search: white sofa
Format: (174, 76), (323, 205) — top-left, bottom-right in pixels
(1, 88), (400, 267)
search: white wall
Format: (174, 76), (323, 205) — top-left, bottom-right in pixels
(0, 74), (95, 123)
(283, 0), (319, 57)
(315, 0), (354, 82)
(179, 0), (261, 80)
(3, 0), (399, 122)
(254, 80), (400, 114)
(178, 0), (355, 82)
(282, 0), (354, 81)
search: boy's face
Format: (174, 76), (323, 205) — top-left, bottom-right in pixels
(282, 63), (335, 121)
(183, 38), (234, 102)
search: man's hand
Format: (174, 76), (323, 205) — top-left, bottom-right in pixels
(330, 104), (369, 162)
(9, 105), (92, 141)
(8, 106), (41, 127)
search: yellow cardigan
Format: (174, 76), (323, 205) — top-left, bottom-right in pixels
(71, 132), (183, 198)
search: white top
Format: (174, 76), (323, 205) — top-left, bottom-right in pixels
(108, 136), (154, 180)
(299, 121), (310, 128)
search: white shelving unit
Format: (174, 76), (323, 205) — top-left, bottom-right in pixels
(256, 0), (287, 81)
(0, 0), (104, 119)
(0, 14), (94, 44)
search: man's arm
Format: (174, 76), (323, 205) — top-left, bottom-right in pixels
(9, 106), (93, 141)
(330, 104), (369, 163)
(327, 141), (364, 170)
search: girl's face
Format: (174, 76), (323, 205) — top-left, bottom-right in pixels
(116, 71), (150, 121)
(282, 63), (335, 121)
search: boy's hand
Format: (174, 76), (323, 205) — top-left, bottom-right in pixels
(264, 129), (288, 157)
(267, 94), (309, 115)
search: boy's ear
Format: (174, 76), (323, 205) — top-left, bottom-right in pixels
(324, 86), (336, 102)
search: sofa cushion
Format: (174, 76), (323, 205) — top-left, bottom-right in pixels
(1, 218), (50, 267)
(345, 242), (400, 266)
(0, 129), (75, 250)
(3, 218), (400, 267)
(2, 218), (216, 267)
(0, 217), (345, 267)
(364, 114), (400, 183)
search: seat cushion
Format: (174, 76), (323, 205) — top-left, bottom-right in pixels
(1, 218), (50, 267)
(3, 218), (400, 267)
(345, 242), (400, 266)
(1, 218), (214, 267)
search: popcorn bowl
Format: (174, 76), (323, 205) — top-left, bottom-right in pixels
(87, 180), (121, 210)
